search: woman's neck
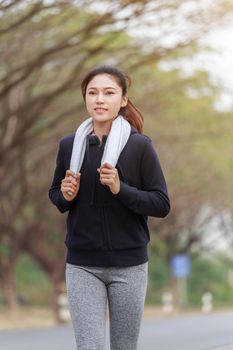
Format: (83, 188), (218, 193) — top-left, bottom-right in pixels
(92, 121), (112, 141)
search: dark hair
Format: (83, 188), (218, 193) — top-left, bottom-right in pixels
(81, 65), (144, 133)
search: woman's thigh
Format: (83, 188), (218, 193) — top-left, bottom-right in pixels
(107, 262), (148, 350)
(65, 263), (108, 350)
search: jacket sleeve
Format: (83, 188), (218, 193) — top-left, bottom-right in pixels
(48, 140), (76, 213)
(115, 138), (170, 217)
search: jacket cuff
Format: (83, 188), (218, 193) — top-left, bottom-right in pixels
(58, 191), (74, 210)
(115, 181), (138, 204)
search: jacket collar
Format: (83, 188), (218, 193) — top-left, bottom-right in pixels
(88, 125), (137, 146)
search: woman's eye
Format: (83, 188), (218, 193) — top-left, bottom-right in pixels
(88, 91), (114, 95)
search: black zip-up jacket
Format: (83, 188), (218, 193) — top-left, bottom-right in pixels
(49, 126), (170, 267)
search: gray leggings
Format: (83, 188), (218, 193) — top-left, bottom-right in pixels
(65, 262), (148, 350)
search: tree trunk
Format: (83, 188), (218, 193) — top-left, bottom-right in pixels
(50, 276), (65, 324)
(0, 261), (20, 314)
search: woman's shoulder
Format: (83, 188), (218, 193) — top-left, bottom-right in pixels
(130, 126), (152, 146)
(59, 133), (75, 148)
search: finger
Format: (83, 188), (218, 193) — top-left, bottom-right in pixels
(61, 183), (76, 191)
(62, 186), (76, 194)
(66, 169), (76, 176)
(100, 172), (115, 178)
(62, 187), (75, 194)
(63, 174), (78, 183)
(62, 178), (77, 187)
(69, 172), (80, 184)
(100, 175), (114, 180)
(100, 178), (114, 184)
(62, 177), (76, 184)
(69, 176), (77, 185)
(101, 162), (114, 170)
(100, 169), (113, 175)
(66, 170), (77, 179)
(100, 181), (112, 187)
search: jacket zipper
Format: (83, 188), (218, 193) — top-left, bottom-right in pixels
(101, 206), (112, 250)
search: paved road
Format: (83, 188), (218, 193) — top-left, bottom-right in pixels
(1, 312), (233, 350)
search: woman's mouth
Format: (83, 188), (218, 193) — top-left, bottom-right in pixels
(94, 108), (108, 113)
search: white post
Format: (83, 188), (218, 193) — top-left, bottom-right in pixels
(201, 292), (213, 313)
(162, 291), (174, 315)
(58, 293), (71, 322)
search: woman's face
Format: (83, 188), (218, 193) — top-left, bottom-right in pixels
(85, 74), (128, 124)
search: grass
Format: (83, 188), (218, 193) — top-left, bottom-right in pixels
(15, 254), (52, 306)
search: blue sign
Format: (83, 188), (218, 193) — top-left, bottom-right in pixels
(170, 254), (191, 278)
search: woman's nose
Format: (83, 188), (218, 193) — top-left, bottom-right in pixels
(96, 93), (104, 103)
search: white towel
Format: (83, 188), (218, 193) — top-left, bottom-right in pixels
(70, 114), (131, 173)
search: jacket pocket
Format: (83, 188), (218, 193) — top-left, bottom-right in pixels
(105, 203), (150, 250)
(65, 205), (104, 250)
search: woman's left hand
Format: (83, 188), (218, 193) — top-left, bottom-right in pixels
(97, 162), (120, 194)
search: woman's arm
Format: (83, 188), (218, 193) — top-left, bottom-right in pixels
(115, 138), (170, 217)
(48, 140), (78, 213)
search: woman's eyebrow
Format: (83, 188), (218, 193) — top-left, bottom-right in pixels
(87, 87), (117, 91)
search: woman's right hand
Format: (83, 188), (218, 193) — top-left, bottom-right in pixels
(61, 170), (81, 201)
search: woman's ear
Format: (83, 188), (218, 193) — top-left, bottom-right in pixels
(121, 95), (128, 107)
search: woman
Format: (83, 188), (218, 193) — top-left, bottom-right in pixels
(49, 65), (170, 350)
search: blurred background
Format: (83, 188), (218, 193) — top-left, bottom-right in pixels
(0, 0), (233, 329)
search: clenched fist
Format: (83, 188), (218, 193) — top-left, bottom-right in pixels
(97, 162), (120, 195)
(61, 170), (81, 201)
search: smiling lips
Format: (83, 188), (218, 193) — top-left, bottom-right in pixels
(94, 107), (108, 113)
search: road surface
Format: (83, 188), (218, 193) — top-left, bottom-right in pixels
(1, 312), (233, 349)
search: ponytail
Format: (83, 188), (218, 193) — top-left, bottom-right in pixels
(120, 98), (144, 134)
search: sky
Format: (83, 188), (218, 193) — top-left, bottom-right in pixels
(198, 24), (233, 111)
(156, 23), (233, 111)
(207, 26), (233, 90)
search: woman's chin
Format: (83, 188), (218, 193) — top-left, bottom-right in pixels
(92, 114), (113, 123)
